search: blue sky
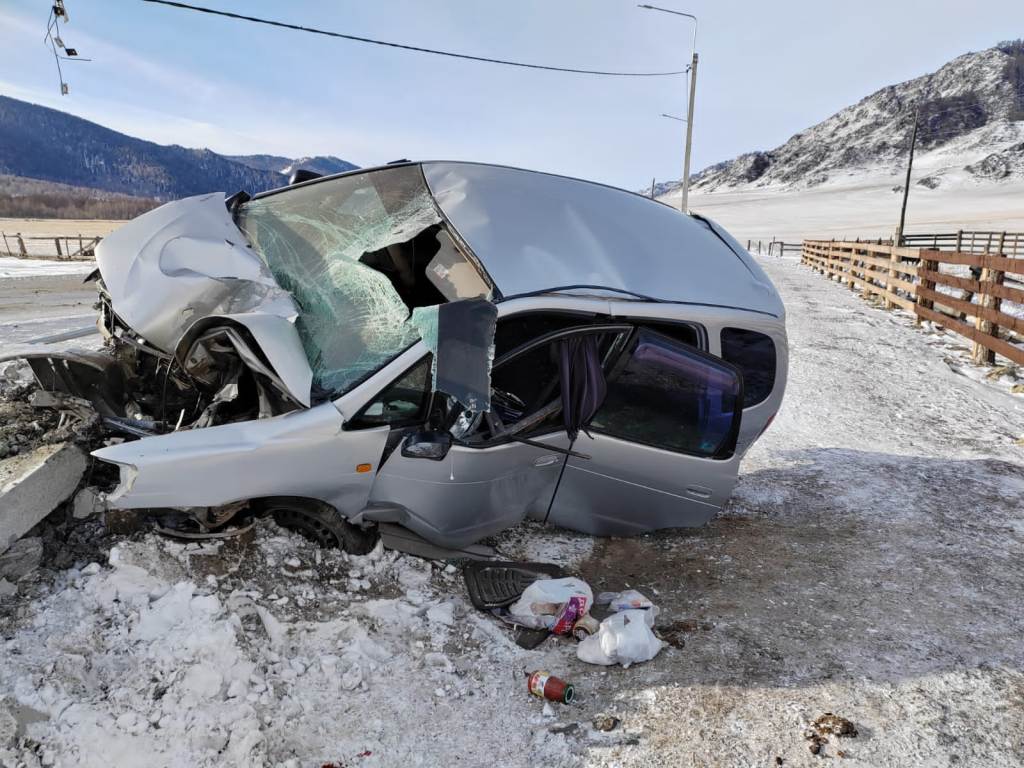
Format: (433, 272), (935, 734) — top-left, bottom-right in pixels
(1, 0), (1022, 189)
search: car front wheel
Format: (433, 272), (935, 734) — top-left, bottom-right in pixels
(256, 497), (378, 555)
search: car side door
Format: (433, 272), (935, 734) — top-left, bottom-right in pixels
(546, 327), (745, 535)
(362, 338), (574, 550)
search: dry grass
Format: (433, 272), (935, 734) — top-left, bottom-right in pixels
(0, 218), (125, 238)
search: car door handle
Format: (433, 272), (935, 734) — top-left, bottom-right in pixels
(685, 485), (713, 499)
(533, 455), (560, 467)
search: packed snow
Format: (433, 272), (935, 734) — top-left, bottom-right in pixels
(0, 258), (95, 279)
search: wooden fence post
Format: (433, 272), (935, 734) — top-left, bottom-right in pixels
(1, 232), (10, 257)
(972, 232), (1006, 365)
(915, 249), (937, 326)
(886, 244), (899, 309)
(54, 238), (63, 258)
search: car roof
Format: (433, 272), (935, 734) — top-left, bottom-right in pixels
(256, 160), (784, 317)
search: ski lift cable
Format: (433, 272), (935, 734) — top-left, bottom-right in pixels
(140, 0), (688, 78)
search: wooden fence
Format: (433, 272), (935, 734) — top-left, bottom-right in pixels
(0, 232), (101, 260)
(802, 237), (1024, 366)
(902, 230), (1024, 259)
(746, 238), (802, 256)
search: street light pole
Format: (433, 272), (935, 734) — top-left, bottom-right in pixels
(639, 5), (698, 213)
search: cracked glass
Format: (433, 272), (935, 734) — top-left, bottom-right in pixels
(236, 166), (445, 395)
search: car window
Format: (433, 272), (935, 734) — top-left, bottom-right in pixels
(348, 355), (432, 428)
(590, 329), (742, 458)
(720, 327), (776, 407)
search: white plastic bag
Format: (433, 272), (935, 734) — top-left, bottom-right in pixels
(507, 577), (593, 632)
(576, 610), (664, 668)
(596, 589), (655, 613)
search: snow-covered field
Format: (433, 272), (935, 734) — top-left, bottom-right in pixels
(2, 259), (1023, 767)
(675, 171), (1024, 245)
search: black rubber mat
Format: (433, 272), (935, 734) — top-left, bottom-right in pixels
(463, 561), (564, 610)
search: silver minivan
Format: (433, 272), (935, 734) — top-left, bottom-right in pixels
(27, 162), (787, 556)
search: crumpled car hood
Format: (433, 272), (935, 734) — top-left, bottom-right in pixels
(95, 193), (314, 406)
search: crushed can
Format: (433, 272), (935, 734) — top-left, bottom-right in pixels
(551, 595), (588, 636)
(528, 670), (575, 704)
(571, 614), (600, 641)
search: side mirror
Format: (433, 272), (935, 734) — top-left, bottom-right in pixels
(401, 430), (453, 460)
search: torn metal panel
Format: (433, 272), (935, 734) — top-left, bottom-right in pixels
(96, 192), (314, 406)
(409, 299), (497, 413)
(422, 162), (784, 316)
(93, 403), (390, 515)
(177, 315), (310, 410)
(9, 351), (127, 418)
(236, 165), (446, 396)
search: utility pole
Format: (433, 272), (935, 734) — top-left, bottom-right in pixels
(650, 177), (656, 198)
(894, 105), (920, 246)
(681, 52), (698, 213)
(639, 5), (698, 214)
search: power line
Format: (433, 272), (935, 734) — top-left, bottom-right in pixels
(140, 0), (687, 78)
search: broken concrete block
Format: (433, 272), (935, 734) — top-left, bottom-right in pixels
(71, 486), (104, 520)
(0, 443), (87, 554)
(0, 537), (42, 581)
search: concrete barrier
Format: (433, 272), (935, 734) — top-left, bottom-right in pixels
(0, 443), (86, 553)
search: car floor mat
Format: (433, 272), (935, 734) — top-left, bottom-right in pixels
(463, 560), (565, 610)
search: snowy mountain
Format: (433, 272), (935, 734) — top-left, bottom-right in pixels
(228, 154), (358, 177)
(665, 41), (1024, 195)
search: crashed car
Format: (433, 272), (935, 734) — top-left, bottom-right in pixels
(19, 162), (787, 556)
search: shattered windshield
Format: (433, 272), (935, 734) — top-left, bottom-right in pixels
(236, 165), (488, 396)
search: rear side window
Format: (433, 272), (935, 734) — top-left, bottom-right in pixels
(720, 328), (776, 407)
(590, 329), (742, 458)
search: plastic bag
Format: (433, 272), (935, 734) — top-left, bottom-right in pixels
(507, 577), (593, 634)
(576, 610), (664, 668)
(596, 589), (655, 613)
(595, 589), (659, 626)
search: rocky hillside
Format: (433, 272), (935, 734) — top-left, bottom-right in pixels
(676, 41), (1024, 194)
(0, 96), (358, 201)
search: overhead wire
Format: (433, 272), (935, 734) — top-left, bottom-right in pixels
(140, 0), (688, 78)
(44, 1), (89, 94)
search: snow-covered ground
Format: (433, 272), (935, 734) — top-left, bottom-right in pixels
(2, 259), (1023, 767)
(0, 258), (95, 279)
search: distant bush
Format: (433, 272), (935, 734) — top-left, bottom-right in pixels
(0, 192), (159, 219)
(0, 175), (160, 219)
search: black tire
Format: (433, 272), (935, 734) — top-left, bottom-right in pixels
(256, 498), (378, 555)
